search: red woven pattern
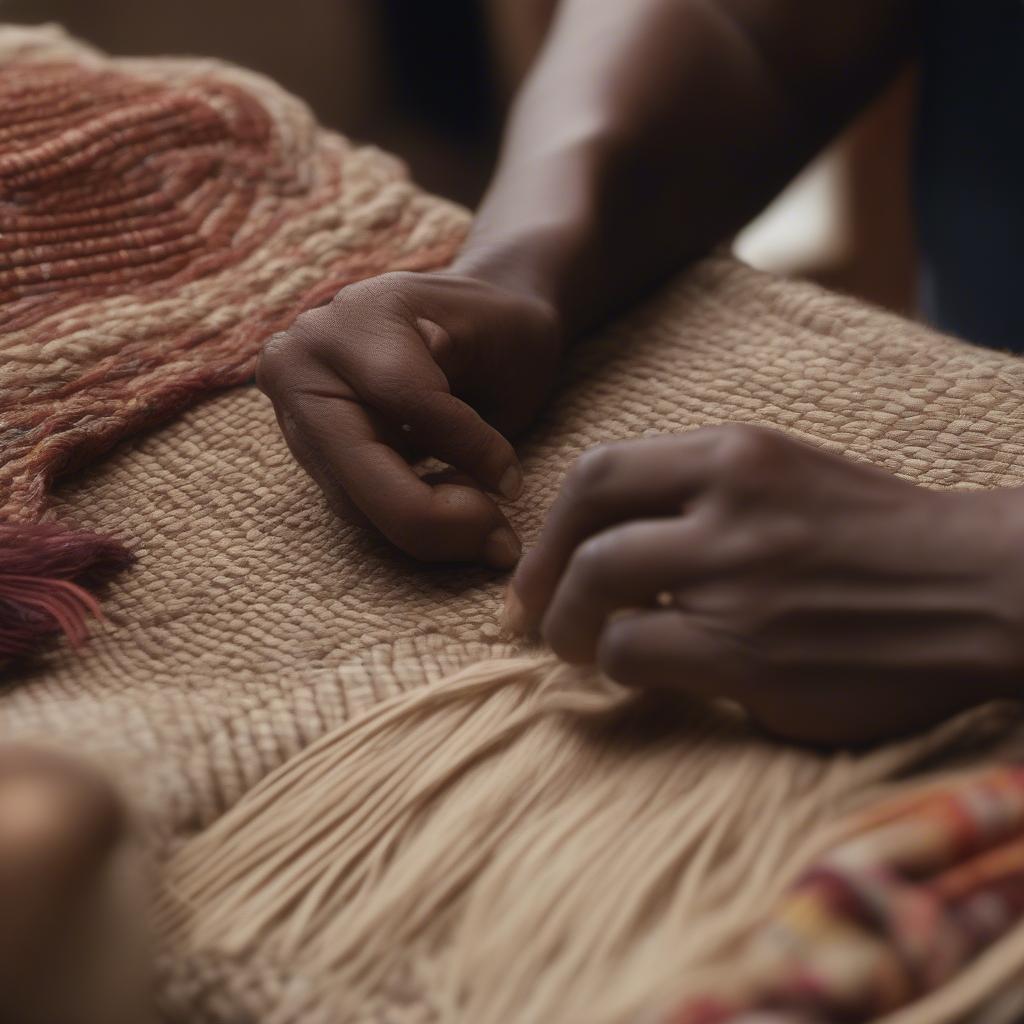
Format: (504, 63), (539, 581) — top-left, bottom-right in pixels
(0, 49), (467, 521)
(0, 28), (469, 653)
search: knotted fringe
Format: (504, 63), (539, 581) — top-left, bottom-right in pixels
(160, 656), (1024, 1024)
(0, 522), (133, 658)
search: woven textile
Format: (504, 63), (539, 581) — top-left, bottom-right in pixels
(670, 764), (1024, 1024)
(0, 24), (466, 653)
(6, 24), (1024, 1024)
(6, 248), (1024, 1019)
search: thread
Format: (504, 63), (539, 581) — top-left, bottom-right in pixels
(0, 522), (132, 657)
(161, 655), (1024, 1023)
(0, 26), (467, 655)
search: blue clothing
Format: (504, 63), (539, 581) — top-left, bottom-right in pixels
(916, 1), (1024, 351)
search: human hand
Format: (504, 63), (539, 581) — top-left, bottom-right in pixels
(257, 271), (561, 566)
(505, 425), (1024, 744)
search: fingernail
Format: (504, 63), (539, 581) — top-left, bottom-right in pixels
(498, 464), (523, 500)
(501, 584), (529, 637)
(482, 527), (522, 570)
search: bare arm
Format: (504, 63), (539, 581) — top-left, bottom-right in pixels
(456, 0), (922, 335)
(259, 0), (922, 563)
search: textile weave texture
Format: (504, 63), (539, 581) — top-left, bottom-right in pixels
(670, 764), (1024, 1024)
(5, 23), (1024, 1024)
(9, 251), (1024, 1021)
(0, 24), (466, 652)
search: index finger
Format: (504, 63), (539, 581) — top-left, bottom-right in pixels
(277, 375), (520, 567)
(506, 434), (719, 634)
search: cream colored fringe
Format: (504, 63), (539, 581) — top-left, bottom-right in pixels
(160, 655), (1024, 1024)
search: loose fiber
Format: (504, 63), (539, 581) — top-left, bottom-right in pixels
(0, 521), (133, 657)
(8, 32), (1024, 1021)
(162, 656), (1024, 1024)
(0, 25), (467, 654)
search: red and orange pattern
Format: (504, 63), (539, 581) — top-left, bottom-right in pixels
(0, 27), (468, 655)
(664, 764), (1024, 1024)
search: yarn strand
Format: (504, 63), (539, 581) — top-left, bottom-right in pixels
(0, 522), (133, 656)
(160, 654), (1024, 1024)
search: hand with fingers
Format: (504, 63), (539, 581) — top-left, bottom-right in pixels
(256, 271), (562, 568)
(505, 424), (1024, 745)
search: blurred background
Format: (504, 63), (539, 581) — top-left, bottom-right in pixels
(4, 0), (918, 314)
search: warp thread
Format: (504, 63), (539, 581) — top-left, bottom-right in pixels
(160, 655), (1024, 1023)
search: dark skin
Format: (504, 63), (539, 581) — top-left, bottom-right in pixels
(509, 427), (1024, 744)
(259, 0), (1024, 743)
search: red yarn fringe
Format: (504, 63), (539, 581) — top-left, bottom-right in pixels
(0, 522), (133, 658)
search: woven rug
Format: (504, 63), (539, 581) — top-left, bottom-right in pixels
(5, 24), (1024, 1024)
(0, 24), (466, 654)
(7, 253), (1024, 1020)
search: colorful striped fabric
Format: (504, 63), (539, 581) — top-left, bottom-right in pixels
(664, 765), (1024, 1024)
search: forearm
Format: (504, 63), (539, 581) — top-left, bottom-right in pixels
(453, 0), (920, 339)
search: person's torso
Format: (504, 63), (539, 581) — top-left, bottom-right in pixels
(916, 0), (1024, 350)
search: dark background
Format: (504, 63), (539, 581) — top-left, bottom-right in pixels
(2, 0), (915, 311)
(3, 0), (558, 204)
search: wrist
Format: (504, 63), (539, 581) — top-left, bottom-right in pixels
(449, 159), (610, 344)
(445, 236), (575, 357)
(448, 231), (566, 317)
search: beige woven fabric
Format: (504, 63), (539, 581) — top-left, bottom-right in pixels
(5, 256), (1024, 1020)
(0, 23), (466, 661)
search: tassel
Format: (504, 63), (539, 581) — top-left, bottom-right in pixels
(159, 655), (1010, 1024)
(0, 521), (134, 658)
